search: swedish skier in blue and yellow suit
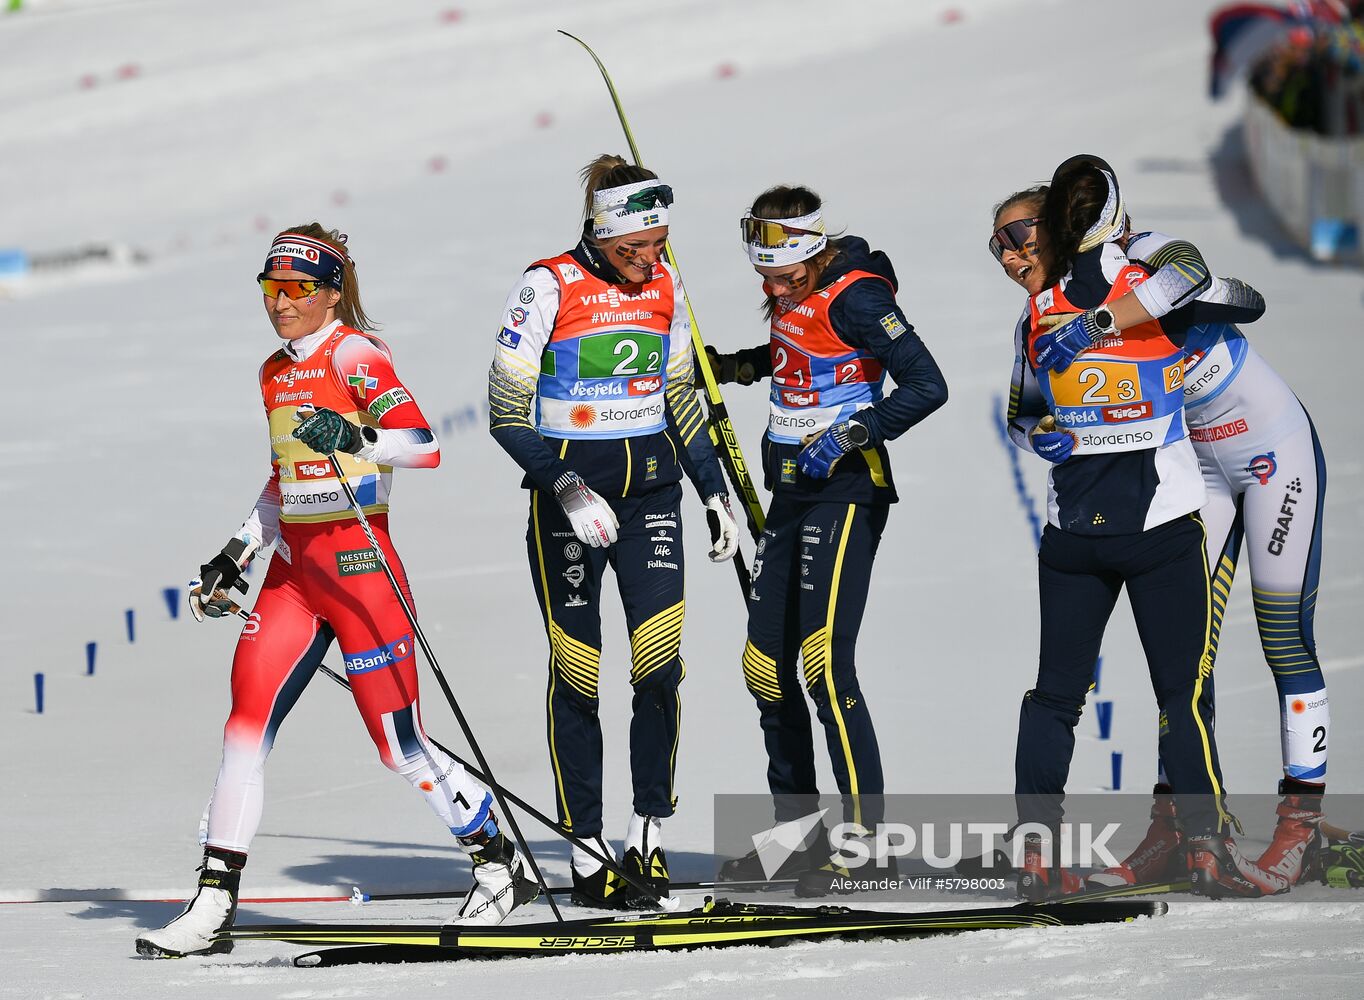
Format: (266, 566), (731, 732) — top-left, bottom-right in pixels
(708, 187), (948, 895)
(488, 156), (739, 909)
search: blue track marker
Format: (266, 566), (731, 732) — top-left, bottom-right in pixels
(1095, 700), (1114, 740)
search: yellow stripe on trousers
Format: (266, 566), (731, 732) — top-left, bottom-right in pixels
(532, 490), (575, 830)
(743, 640), (782, 701)
(669, 659), (686, 810)
(549, 621), (602, 698)
(809, 504), (860, 827)
(629, 601), (685, 684)
(629, 600), (686, 809)
(1189, 514), (1231, 830)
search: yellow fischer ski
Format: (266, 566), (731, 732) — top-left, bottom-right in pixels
(221, 896), (1167, 966)
(559, 31), (767, 584)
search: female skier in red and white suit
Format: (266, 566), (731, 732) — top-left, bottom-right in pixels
(137, 226), (534, 960)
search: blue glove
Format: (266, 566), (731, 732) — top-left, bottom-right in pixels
(1035, 307), (1114, 374)
(797, 420), (861, 479)
(293, 407), (363, 455)
(1030, 419), (1076, 464)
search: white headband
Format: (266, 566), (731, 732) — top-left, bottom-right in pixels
(744, 210), (828, 266)
(591, 179), (671, 240)
(1077, 169), (1127, 253)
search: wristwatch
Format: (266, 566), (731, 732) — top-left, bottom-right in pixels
(845, 419), (871, 449)
(1090, 306), (1118, 340)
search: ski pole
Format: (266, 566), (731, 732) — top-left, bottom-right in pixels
(561, 30), (766, 593)
(560, 28), (764, 533)
(308, 657), (676, 907)
(1323, 821), (1364, 846)
(312, 447), (565, 922)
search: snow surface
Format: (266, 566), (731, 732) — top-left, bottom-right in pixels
(2, 0), (1361, 996)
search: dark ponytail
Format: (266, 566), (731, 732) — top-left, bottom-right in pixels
(1040, 162), (1110, 287)
(748, 185), (840, 319)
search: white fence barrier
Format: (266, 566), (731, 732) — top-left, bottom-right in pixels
(1243, 92), (1364, 262)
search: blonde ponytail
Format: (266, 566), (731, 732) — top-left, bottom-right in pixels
(277, 222), (377, 331)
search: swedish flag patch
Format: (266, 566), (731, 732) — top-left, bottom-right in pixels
(879, 312), (907, 339)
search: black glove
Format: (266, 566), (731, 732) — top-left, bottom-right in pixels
(698, 345), (760, 387)
(188, 537), (258, 622)
(293, 407), (363, 455)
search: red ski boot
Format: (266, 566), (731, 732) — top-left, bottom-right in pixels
(1256, 779), (1325, 887)
(1017, 833), (1084, 901)
(1188, 833), (1290, 898)
(1087, 784), (1184, 888)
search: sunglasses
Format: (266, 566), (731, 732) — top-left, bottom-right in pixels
(258, 274), (327, 299)
(741, 216), (823, 248)
(988, 218), (1039, 261)
(622, 185), (674, 212)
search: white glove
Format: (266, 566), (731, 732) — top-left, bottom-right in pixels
(553, 472), (619, 548)
(705, 493), (740, 563)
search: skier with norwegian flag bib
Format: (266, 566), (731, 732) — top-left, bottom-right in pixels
(137, 225), (534, 959)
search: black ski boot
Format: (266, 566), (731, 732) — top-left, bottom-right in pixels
(570, 834), (635, 910)
(623, 813), (669, 906)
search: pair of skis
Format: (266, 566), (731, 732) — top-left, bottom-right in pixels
(222, 893), (1167, 968)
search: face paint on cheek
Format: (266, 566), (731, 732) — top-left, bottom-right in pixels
(303, 294), (318, 305)
(614, 245), (639, 261)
